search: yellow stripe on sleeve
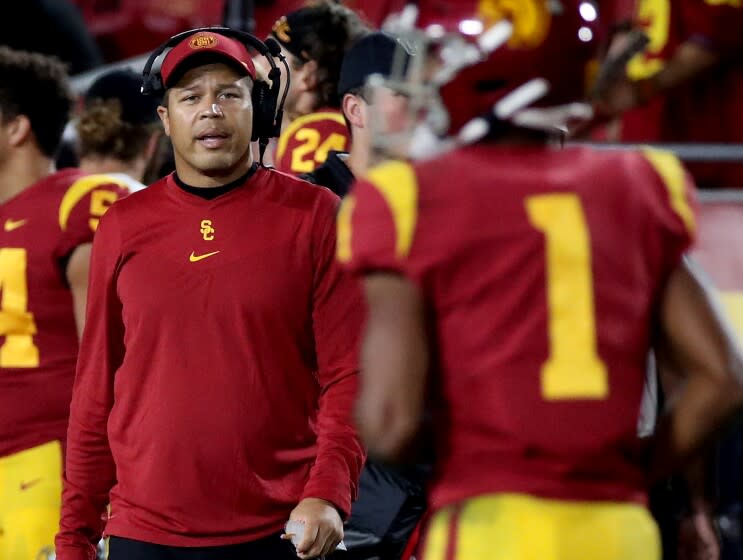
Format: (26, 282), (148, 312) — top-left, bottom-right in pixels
(642, 148), (696, 235)
(365, 160), (419, 259)
(336, 194), (356, 263)
(58, 174), (123, 231)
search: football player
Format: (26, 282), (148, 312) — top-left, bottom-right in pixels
(76, 68), (162, 191)
(302, 31), (415, 195)
(597, 0), (743, 189)
(0, 47), (127, 560)
(302, 31), (429, 560)
(339, 2), (743, 559)
(269, 1), (369, 175)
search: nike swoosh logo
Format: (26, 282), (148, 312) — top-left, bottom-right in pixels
(20, 478), (41, 491)
(4, 218), (27, 232)
(189, 250), (220, 262)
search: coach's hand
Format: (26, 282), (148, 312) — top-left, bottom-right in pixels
(285, 497), (343, 558)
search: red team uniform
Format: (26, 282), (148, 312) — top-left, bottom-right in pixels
(0, 169), (127, 559)
(340, 145), (696, 559)
(274, 110), (351, 175)
(623, 0), (743, 188)
(57, 166), (363, 555)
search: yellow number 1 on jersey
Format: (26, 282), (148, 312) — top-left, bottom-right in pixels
(526, 194), (608, 400)
(0, 248), (39, 368)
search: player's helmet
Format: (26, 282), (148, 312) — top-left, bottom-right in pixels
(374, 0), (603, 155)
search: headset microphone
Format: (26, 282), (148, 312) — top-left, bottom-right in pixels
(264, 37), (291, 139)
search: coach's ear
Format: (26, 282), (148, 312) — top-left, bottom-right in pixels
(157, 105), (170, 137)
(5, 114), (32, 148)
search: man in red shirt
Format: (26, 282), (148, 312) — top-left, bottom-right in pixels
(339, 2), (743, 558)
(269, 1), (368, 175)
(56, 30), (364, 560)
(0, 47), (128, 560)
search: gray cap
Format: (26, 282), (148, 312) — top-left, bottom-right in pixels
(337, 32), (411, 96)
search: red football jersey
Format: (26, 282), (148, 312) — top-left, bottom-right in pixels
(0, 169), (128, 457)
(340, 145), (696, 507)
(274, 110), (351, 176)
(622, 0), (743, 188)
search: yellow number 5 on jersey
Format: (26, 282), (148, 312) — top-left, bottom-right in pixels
(526, 194), (609, 400)
(89, 190), (120, 231)
(59, 175), (123, 233)
(0, 248), (39, 368)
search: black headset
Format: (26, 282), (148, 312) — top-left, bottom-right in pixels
(141, 26), (290, 164)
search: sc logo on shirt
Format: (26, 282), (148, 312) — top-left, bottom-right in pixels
(200, 220), (215, 241)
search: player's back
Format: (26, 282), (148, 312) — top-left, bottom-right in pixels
(274, 109), (351, 175)
(358, 144), (694, 508)
(0, 168), (128, 457)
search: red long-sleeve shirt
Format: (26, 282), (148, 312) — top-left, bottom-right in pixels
(56, 167), (364, 558)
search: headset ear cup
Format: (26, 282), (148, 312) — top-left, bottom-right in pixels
(251, 81), (279, 142)
(263, 85), (278, 140)
(251, 82), (267, 141)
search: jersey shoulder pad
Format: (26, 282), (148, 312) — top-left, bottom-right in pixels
(58, 173), (130, 235)
(338, 160), (420, 271)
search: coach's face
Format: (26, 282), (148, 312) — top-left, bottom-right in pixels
(158, 63), (253, 183)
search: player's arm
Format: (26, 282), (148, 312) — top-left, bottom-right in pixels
(676, 457), (720, 560)
(291, 192), (365, 559)
(599, 2), (741, 114)
(56, 209), (124, 560)
(58, 176), (129, 339)
(358, 272), (428, 463)
(66, 243), (92, 339)
(597, 38), (719, 115)
(337, 161), (427, 464)
(650, 256), (743, 480)
(656, 334), (721, 560)
(631, 42), (717, 109)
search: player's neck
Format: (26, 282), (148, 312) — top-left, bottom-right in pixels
(79, 156), (146, 183)
(0, 149), (55, 204)
(347, 134), (368, 178)
(175, 156), (255, 188)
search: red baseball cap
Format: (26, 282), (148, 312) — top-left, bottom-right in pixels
(160, 31), (257, 88)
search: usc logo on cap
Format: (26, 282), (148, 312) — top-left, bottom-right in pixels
(189, 33), (219, 50)
(272, 16), (291, 43)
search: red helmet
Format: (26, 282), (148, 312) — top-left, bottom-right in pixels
(383, 0), (604, 137)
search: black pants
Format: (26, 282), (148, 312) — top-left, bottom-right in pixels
(108, 534), (298, 560)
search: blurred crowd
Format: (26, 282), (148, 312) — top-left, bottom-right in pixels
(3, 1), (740, 188)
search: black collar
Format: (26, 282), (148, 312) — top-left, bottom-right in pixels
(174, 163), (259, 200)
